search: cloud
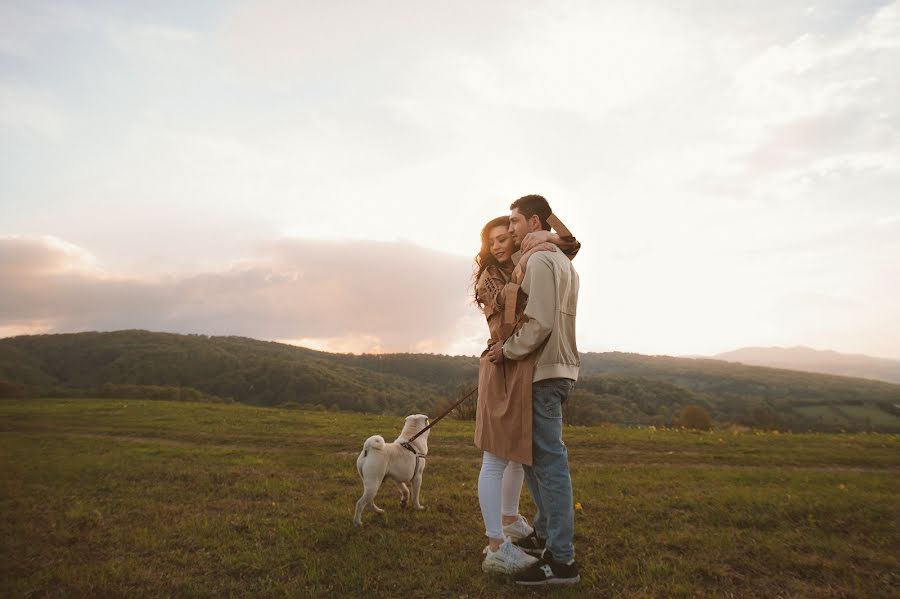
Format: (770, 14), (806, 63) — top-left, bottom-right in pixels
(729, 3), (900, 173)
(218, 0), (518, 82)
(0, 84), (69, 138)
(0, 235), (98, 276)
(0, 235), (477, 353)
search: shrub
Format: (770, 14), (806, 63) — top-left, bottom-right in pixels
(676, 405), (713, 430)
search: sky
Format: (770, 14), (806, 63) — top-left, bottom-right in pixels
(1, 0), (899, 359)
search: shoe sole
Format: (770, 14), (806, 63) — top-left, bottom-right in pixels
(482, 563), (531, 575)
(482, 558), (538, 575)
(515, 575), (581, 586)
(482, 564), (512, 575)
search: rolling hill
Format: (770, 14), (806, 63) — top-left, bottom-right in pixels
(1, 330), (899, 432)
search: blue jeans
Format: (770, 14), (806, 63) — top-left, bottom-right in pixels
(523, 377), (575, 562)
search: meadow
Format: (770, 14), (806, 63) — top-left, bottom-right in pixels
(1, 399), (898, 598)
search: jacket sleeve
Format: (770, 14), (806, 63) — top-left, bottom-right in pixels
(502, 255), (555, 360)
(560, 235), (581, 260)
(476, 267), (507, 317)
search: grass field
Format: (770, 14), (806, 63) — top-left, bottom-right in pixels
(1, 399), (898, 598)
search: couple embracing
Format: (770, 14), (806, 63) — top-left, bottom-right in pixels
(471, 194), (581, 586)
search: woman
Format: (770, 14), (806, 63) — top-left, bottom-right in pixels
(472, 215), (579, 574)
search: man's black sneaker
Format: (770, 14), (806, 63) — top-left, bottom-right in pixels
(513, 552), (580, 586)
(513, 532), (546, 557)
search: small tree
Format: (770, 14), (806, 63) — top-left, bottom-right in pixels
(751, 405), (779, 430)
(676, 405), (713, 430)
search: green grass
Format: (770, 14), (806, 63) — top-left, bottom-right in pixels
(793, 403), (900, 430)
(839, 403), (900, 428)
(2, 399), (898, 598)
(793, 405), (849, 427)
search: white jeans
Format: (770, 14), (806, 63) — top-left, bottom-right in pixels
(478, 451), (525, 540)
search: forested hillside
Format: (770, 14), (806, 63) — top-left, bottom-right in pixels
(1, 331), (898, 432)
(0, 331), (444, 415)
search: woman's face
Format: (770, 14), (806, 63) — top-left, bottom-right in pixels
(488, 224), (515, 265)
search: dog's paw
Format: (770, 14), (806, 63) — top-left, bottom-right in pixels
(415, 504), (426, 511)
(400, 499), (408, 509)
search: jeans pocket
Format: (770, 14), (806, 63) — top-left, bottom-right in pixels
(533, 389), (562, 422)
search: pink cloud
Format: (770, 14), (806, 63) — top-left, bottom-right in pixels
(0, 235), (479, 353)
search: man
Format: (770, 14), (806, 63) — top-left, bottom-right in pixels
(487, 194), (581, 585)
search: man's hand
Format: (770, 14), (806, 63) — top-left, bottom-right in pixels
(488, 342), (505, 364)
(521, 230), (560, 253)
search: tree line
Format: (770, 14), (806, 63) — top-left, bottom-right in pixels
(1, 331), (898, 432)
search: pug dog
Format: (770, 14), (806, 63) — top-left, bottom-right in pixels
(353, 414), (430, 527)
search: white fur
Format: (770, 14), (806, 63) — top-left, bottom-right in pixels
(353, 414), (430, 527)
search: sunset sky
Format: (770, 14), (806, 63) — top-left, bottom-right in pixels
(2, 1), (899, 359)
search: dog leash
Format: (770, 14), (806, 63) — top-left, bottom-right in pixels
(397, 385), (477, 482)
(403, 385), (478, 447)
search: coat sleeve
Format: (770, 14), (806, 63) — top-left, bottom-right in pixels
(560, 235), (581, 260)
(476, 267), (507, 317)
(502, 254), (555, 360)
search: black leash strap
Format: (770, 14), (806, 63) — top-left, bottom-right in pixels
(405, 385), (478, 445)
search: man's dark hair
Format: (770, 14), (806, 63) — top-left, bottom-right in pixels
(510, 194), (552, 231)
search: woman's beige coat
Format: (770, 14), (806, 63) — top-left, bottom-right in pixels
(473, 264), (536, 465)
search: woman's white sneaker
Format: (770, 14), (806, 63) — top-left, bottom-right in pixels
(502, 514), (534, 542)
(482, 539), (539, 574)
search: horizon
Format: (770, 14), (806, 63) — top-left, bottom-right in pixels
(2, 1), (899, 360)
(4, 327), (900, 364)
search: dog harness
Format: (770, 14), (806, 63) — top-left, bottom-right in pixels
(399, 441), (425, 482)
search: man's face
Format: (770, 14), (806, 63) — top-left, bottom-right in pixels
(508, 208), (537, 247)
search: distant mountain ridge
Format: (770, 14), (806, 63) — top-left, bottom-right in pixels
(714, 346), (900, 385)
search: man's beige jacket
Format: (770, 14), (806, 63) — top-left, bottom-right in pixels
(502, 250), (580, 382)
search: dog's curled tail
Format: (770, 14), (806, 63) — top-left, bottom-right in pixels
(363, 435), (385, 455)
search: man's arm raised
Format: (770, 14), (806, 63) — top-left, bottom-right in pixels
(520, 230), (581, 259)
